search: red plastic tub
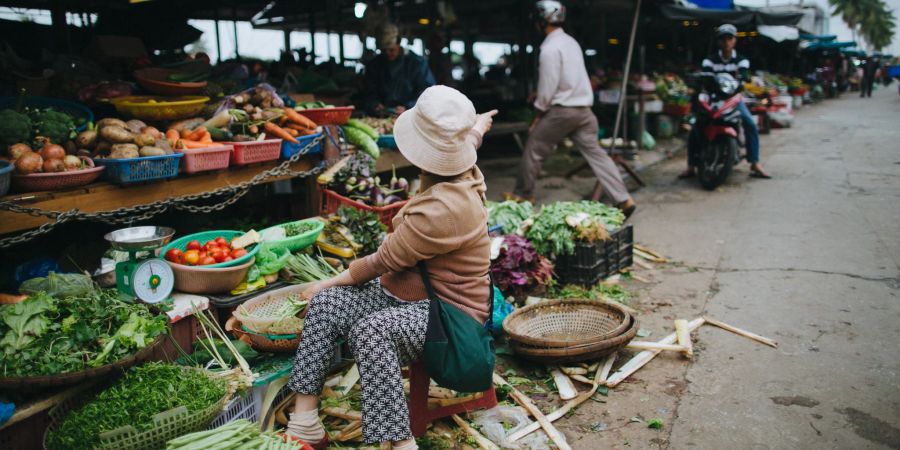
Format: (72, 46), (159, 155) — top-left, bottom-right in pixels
(179, 145), (233, 174)
(229, 139), (282, 166)
(321, 188), (407, 231)
(296, 106), (354, 125)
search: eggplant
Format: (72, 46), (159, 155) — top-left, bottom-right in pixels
(383, 194), (403, 205)
(396, 177), (409, 191)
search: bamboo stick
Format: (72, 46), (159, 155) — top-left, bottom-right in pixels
(451, 414), (500, 450)
(704, 316), (778, 348)
(634, 244), (665, 259)
(587, 361), (601, 372)
(633, 258), (654, 270)
(493, 373), (571, 450)
(337, 364), (360, 394)
(560, 366), (588, 376)
(674, 319), (693, 358)
(322, 407), (362, 421)
(569, 374), (593, 384)
(599, 353), (617, 383)
(429, 386), (457, 399)
(626, 341), (689, 352)
(633, 248), (668, 263)
(606, 317), (706, 387)
(336, 426), (363, 442)
(551, 369), (579, 400)
(428, 392), (484, 408)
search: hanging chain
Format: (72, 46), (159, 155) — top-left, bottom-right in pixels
(0, 135), (327, 248)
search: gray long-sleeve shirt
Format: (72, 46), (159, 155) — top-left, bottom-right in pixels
(534, 28), (594, 112)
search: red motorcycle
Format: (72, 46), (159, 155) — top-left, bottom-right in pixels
(689, 73), (745, 190)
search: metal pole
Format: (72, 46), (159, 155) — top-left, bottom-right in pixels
(232, 7), (240, 59)
(610, 0), (642, 151)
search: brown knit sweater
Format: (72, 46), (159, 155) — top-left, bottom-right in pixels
(348, 166), (491, 323)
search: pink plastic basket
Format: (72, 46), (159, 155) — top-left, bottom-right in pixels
(296, 106), (354, 125)
(11, 158), (104, 193)
(179, 145), (233, 174)
(229, 139), (282, 166)
(321, 188), (407, 231)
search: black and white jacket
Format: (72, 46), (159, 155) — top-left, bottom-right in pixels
(701, 50), (750, 81)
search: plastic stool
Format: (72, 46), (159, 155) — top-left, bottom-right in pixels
(406, 360), (498, 437)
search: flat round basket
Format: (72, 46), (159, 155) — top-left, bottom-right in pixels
(226, 316), (301, 353)
(509, 315), (638, 364)
(0, 333), (166, 391)
(232, 283), (311, 334)
(503, 299), (631, 348)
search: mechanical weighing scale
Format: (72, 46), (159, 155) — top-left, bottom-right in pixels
(103, 226), (176, 303)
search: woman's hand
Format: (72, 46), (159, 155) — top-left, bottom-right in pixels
(473, 109), (499, 135)
(300, 280), (329, 301)
(299, 270), (355, 301)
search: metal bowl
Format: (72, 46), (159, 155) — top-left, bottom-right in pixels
(104, 226), (176, 252)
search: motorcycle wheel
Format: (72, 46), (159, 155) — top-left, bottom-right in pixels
(697, 136), (736, 190)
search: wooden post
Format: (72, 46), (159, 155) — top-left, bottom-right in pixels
(232, 6), (240, 59)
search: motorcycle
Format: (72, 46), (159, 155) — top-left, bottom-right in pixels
(688, 72), (745, 190)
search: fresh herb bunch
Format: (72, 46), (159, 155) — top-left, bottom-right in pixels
(490, 235), (554, 298)
(46, 363), (227, 450)
(525, 201), (626, 257)
(0, 290), (167, 377)
(282, 221), (317, 237)
(284, 253), (341, 284)
(487, 200), (534, 234)
(337, 206), (386, 256)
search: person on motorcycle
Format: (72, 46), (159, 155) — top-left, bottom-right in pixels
(680, 24), (771, 180)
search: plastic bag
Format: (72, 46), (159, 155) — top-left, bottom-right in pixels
(490, 287), (514, 334)
(255, 246), (291, 276)
(12, 257), (60, 289)
(472, 406), (555, 450)
(19, 272), (95, 298)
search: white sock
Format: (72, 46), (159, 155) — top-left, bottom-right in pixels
(392, 438), (419, 450)
(286, 409), (326, 444)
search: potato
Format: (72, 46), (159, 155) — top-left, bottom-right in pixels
(125, 119), (147, 134)
(96, 118), (128, 130)
(110, 143), (139, 159)
(139, 146), (166, 157)
(76, 130), (98, 149)
(95, 140), (112, 154)
(134, 133), (157, 147)
(99, 125), (135, 144)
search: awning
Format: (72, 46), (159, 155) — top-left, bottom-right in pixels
(801, 40), (857, 51)
(800, 33), (837, 42)
(758, 25), (799, 42)
(659, 4), (805, 26)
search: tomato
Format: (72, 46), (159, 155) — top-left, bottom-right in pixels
(182, 249), (200, 265)
(200, 256), (216, 266)
(204, 242), (219, 252)
(211, 249), (227, 263)
(198, 251), (208, 260)
(186, 240), (201, 251)
(215, 237), (228, 245)
(222, 256), (234, 262)
(230, 248), (248, 259)
(164, 248), (183, 262)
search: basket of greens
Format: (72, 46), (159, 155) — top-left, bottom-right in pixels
(44, 363), (232, 450)
(258, 218), (325, 253)
(487, 200), (534, 235)
(0, 284), (168, 390)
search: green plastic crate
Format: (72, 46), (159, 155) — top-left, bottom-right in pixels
(159, 230), (260, 269)
(258, 218), (324, 253)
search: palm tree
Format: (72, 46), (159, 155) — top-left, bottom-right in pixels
(829, 0), (896, 51)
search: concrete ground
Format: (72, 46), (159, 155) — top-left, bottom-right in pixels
(479, 85), (900, 449)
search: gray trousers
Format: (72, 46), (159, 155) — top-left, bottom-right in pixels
(514, 106), (630, 204)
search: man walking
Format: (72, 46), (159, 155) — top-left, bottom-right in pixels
(860, 55), (880, 98)
(509, 0), (636, 216)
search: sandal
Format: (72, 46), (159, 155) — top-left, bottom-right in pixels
(749, 171), (772, 179)
(280, 431), (329, 450)
(617, 201), (637, 219)
(678, 170), (696, 179)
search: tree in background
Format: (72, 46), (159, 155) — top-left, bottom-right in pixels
(829, 0), (896, 51)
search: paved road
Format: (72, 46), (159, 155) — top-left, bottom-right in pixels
(484, 86), (899, 449)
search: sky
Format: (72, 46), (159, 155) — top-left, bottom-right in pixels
(736, 0), (900, 55)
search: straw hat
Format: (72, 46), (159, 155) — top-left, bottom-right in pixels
(394, 85), (477, 176)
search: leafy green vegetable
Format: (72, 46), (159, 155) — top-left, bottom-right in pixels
(0, 109), (32, 146)
(18, 272), (96, 299)
(487, 200), (534, 234)
(647, 418), (664, 429)
(549, 283), (631, 304)
(47, 363), (227, 450)
(29, 108), (76, 144)
(336, 206), (386, 256)
(284, 253), (341, 284)
(525, 201), (625, 257)
(0, 289), (167, 377)
(282, 221), (316, 237)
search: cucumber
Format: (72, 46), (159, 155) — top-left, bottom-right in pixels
(206, 126), (233, 141)
(346, 118), (379, 140)
(343, 126), (380, 159)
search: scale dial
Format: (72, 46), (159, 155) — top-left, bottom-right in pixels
(131, 259), (174, 303)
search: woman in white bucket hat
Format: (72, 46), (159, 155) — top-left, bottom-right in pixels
(286, 86), (497, 450)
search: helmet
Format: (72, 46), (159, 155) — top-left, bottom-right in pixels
(535, 1), (566, 25)
(717, 24), (737, 38)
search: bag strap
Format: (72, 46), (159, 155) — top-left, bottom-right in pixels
(417, 260), (494, 329)
(417, 261), (439, 301)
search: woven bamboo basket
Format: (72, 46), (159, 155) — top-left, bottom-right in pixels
(225, 316), (302, 353)
(503, 299), (631, 348)
(509, 315), (638, 364)
(232, 283), (311, 334)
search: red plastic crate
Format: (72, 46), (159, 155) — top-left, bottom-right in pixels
(229, 139), (282, 166)
(296, 106), (354, 125)
(179, 144), (233, 174)
(321, 188), (407, 231)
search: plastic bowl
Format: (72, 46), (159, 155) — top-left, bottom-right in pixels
(168, 257), (255, 295)
(259, 218), (324, 253)
(159, 230), (260, 268)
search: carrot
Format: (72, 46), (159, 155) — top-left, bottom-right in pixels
(284, 123), (309, 131)
(180, 139), (220, 149)
(180, 129), (193, 139)
(264, 122), (299, 144)
(197, 129), (213, 143)
(166, 129), (180, 147)
(286, 128), (299, 137)
(283, 108), (317, 129)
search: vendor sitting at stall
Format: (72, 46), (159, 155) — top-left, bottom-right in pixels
(363, 24), (436, 117)
(287, 85), (497, 450)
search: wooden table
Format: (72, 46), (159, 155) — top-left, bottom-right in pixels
(486, 121), (530, 151)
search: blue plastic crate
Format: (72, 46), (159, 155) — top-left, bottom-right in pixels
(280, 133), (322, 160)
(96, 153), (183, 184)
(376, 134), (397, 149)
(888, 65), (900, 78)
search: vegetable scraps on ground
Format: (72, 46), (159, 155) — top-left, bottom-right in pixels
(490, 235), (555, 299)
(525, 201), (626, 257)
(487, 200), (534, 234)
(0, 288), (167, 377)
(46, 363), (228, 450)
(166, 419), (308, 450)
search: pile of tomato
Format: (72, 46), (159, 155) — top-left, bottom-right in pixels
(164, 236), (249, 266)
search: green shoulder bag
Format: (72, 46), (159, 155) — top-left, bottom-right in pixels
(418, 262), (495, 393)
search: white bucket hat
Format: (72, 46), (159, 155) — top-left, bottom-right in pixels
(394, 85), (477, 176)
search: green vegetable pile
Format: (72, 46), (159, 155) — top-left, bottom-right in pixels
(525, 201), (625, 257)
(487, 200), (534, 234)
(282, 221), (316, 237)
(336, 206), (386, 256)
(47, 363), (228, 450)
(0, 289), (167, 377)
(550, 283), (631, 304)
(30, 108), (77, 144)
(166, 419), (307, 450)
(0, 109), (32, 146)
(284, 253), (341, 284)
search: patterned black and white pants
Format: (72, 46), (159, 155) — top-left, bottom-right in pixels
(288, 279), (429, 443)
